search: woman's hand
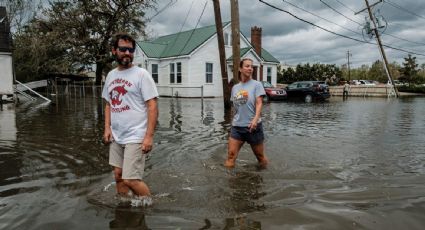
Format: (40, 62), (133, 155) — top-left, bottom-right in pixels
(248, 118), (259, 132)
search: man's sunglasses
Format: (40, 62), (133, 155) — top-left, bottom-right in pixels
(117, 46), (135, 53)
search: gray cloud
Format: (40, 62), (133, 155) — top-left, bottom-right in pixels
(146, 0), (425, 68)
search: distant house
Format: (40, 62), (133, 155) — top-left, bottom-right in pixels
(0, 6), (14, 95)
(135, 22), (280, 97)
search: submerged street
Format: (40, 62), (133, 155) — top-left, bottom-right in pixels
(1, 96), (425, 229)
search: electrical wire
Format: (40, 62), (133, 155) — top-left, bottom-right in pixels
(384, 0), (425, 20)
(333, 0), (357, 14)
(282, 0), (363, 37)
(157, 0), (208, 68)
(146, 0), (178, 21)
(175, 0), (208, 56)
(382, 32), (425, 46)
(258, 0), (425, 57)
(320, 0), (362, 26)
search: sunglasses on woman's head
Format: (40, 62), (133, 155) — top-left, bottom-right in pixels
(117, 46), (135, 53)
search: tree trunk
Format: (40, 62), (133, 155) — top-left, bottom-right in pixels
(95, 61), (104, 85)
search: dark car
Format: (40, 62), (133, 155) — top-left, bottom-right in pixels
(261, 81), (287, 101)
(285, 81), (330, 103)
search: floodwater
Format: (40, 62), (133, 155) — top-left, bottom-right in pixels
(1, 95), (425, 230)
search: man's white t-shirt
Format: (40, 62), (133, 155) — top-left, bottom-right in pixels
(102, 66), (158, 144)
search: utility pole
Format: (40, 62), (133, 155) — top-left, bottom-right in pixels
(357, 0), (399, 97)
(347, 50), (351, 81)
(213, 0), (231, 109)
(230, 0), (240, 83)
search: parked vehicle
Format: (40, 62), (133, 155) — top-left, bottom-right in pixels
(352, 80), (376, 85)
(285, 81), (330, 103)
(359, 80), (376, 85)
(261, 81), (287, 101)
(387, 80), (406, 86)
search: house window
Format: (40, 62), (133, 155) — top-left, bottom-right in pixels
(170, 63), (175, 83)
(152, 64), (158, 83)
(170, 62), (182, 84)
(176, 62), (182, 83)
(224, 32), (230, 46)
(267, 67), (272, 83)
(206, 63), (213, 83)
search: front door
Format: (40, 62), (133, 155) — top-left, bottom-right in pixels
(252, 66), (258, 80)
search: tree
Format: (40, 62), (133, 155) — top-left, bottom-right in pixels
(13, 0), (156, 84)
(400, 54), (418, 84)
(2, 0), (42, 35)
(368, 60), (386, 82)
(281, 67), (295, 83)
(13, 18), (72, 82)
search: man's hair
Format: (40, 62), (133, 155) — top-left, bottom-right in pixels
(112, 33), (136, 49)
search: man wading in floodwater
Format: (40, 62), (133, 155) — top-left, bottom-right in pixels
(102, 33), (158, 198)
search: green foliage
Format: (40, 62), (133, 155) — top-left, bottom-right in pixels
(279, 63), (341, 84)
(12, 0), (156, 84)
(398, 85), (425, 94)
(400, 54), (419, 84)
(341, 61), (401, 83)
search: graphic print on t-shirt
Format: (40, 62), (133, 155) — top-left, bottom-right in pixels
(108, 78), (134, 113)
(110, 85), (128, 106)
(234, 89), (248, 105)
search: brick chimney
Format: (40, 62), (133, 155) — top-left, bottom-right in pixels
(251, 26), (262, 56)
(251, 26), (263, 80)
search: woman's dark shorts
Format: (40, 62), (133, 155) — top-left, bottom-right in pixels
(230, 122), (264, 145)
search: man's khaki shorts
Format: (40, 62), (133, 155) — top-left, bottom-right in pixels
(109, 142), (146, 180)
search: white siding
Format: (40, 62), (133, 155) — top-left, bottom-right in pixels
(0, 53), (13, 94)
(135, 26), (279, 98)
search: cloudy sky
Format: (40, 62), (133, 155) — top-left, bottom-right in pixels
(145, 0), (425, 68)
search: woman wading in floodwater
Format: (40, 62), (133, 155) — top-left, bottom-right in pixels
(225, 58), (269, 168)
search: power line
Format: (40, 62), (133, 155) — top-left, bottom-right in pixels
(147, 0), (178, 21)
(258, 0), (425, 57)
(384, 0), (425, 20)
(320, 0), (362, 26)
(157, 0), (208, 68)
(382, 32), (425, 46)
(176, 0), (208, 56)
(333, 0), (357, 14)
(282, 0), (363, 37)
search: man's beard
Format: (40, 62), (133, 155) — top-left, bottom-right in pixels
(116, 55), (133, 67)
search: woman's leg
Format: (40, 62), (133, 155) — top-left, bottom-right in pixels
(225, 137), (244, 168)
(250, 142), (268, 168)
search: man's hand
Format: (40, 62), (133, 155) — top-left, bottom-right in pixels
(103, 128), (113, 144)
(141, 136), (153, 154)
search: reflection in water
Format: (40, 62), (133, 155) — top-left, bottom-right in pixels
(109, 207), (148, 230)
(223, 215), (261, 230)
(228, 171), (266, 213)
(168, 98), (182, 132)
(0, 105), (21, 198)
(225, 170), (265, 229)
(1, 97), (425, 229)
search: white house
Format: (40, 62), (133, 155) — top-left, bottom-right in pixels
(0, 7), (13, 96)
(135, 22), (280, 97)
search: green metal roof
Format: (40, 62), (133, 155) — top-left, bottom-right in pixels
(227, 47), (251, 61)
(138, 22), (279, 63)
(137, 22), (231, 58)
(261, 48), (280, 63)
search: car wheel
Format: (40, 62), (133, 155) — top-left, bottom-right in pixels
(263, 95), (270, 103)
(304, 94), (313, 103)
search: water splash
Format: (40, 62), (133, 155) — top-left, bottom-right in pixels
(103, 182), (116, 192)
(129, 196), (153, 207)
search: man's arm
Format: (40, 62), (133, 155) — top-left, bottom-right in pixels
(103, 101), (112, 144)
(142, 97), (158, 153)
